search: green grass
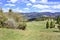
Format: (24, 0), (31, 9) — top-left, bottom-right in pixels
(0, 21), (60, 40)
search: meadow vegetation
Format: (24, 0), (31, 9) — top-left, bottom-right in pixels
(0, 8), (60, 40)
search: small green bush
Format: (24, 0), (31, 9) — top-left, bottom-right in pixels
(46, 21), (50, 29)
(56, 16), (60, 24)
(57, 24), (60, 30)
(50, 21), (55, 28)
(17, 22), (26, 30)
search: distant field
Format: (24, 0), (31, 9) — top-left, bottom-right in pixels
(0, 21), (60, 40)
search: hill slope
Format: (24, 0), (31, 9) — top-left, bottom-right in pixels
(0, 21), (60, 40)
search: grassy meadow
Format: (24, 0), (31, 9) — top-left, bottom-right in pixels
(0, 21), (60, 40)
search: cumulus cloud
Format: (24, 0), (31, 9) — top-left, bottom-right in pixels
(30, 0), (36, 3)
(29, 0), (48, 3)
(7, 0), (18, 3)
(18, 10), (23, 12)
(39, 9), (60, 12)
(3, 8), (10, 12)
(5, 4), (15, 6)
(32, 4), (50, 9)
(26, 3), (32, 6)
(2, 0), (60, 12)
(40, 0), (48, 3)
(13, 6), (30, 12)
(29, 0), (47, 3)
(29, 0), (60, 5)
(32, 3), (60, 12)
(12, 7), (24, 12)
(52, 4), (60, 9)
(24, 8), (29, 10)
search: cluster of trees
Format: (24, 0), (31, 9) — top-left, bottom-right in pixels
(46, 16), (60, 30)
(56, 16), (60, 30)
(0, 8), (26, 30)
(46, 20), (55, 29)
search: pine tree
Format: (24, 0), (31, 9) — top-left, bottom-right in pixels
(50, 21), (53, 28)
(50, 21), (55, 28)
(46, 21), (49, 29)
(56, 16), (60, 24)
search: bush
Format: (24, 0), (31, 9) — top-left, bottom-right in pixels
(46, 21), (49, 29)
(57, 24), (60, 30)
(50, 21), (55, 28)
(17, 22), (26, 30)
(0, 9), (27, 30)
(0, 9), (8, 27)
(56, 16), (60, 24)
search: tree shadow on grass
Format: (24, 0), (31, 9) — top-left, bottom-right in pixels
(53, 30), (60, 32)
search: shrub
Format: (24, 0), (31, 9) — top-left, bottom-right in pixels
(57, 24), (60, 30)
(50, 21), (55, 28)
(0, 8), (8, 27)
(46, 21), (49, 29)
(0, 9), (27, 30)
(56, 16), (60, 24)
(17, 22), (26, 30)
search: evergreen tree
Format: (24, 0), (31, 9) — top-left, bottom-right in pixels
(50, 21), (55, 28)
(57, 24), (60, 30)
(56, 16), (60, 24)
(50, 21), (53, 28)
(46, 21), (49, 29)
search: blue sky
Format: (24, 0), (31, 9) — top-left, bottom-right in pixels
(0, 0), (60, 12)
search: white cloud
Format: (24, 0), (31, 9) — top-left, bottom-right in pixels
(29, 0), (48, 3)
(13, 7), (30, 12)
(12, 7), (24, 12)
(26, 3), (32, 6)
(3, 0), (60, 12)
(5, 4), (15, 6)
(52, 5), (60, 9)
(24, 8), (29, 10)
(40, 0), (48, 3)
(32, 4), (50, 9)
(47, 2), (60, 5)
(3, 8), (10, 12)
(30, 0), (36, 3)
(32, 3), (60, 9)
(39, 10), (53, 12)
(18, 10), (23, 12)
(32, 3), (60, 12)
(7, 0), (18, 3)
(38, 9), (60, 12)
(29, 0), (60, 5)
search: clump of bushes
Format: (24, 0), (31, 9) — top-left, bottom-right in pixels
(0, 9), (26, 30)
(0, 8), (8, 27)
(57, 24), (60, 30)
(46, 19), (55, 29)
(50, 21), (55, 28)
(17, 22), (26, 30)
(56, 15), (60, 30)
(56, 16), (60, 24)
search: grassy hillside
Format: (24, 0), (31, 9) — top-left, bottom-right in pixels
(0, 21), (60, 40)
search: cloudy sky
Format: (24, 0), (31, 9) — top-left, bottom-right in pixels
(0, 0), (60, 12)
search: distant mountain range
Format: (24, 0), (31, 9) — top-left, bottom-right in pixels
(21, 12), (60, 19)
(5, 12), (60, 19)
